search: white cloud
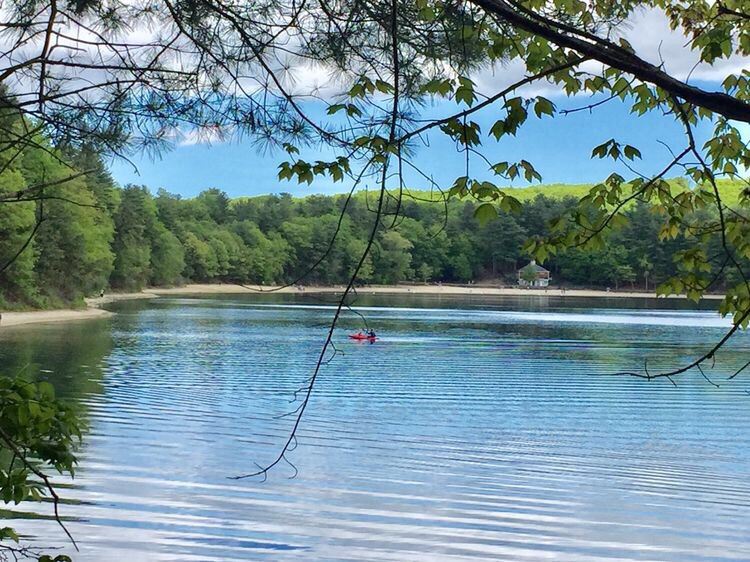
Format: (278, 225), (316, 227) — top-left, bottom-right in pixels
(623, 7), (748, 82)
(472, 7), (750, 100)
(4, 4), (748, 151)
(176, 126), (231, 146)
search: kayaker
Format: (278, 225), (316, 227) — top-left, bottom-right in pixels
(368, 329), (376, 338)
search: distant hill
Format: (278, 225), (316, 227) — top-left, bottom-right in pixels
(231, 177), (747, 205)
(389, 177), (747, 205)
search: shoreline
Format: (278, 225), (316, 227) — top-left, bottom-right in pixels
(0, 307), (113, 328)
(0, 292), (156, 329)
(0, 283), (722, 329)
(146, 283), (724, 300)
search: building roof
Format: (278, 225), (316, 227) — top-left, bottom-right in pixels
(519, 260), (549, 273)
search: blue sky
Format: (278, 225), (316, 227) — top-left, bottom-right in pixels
(105, 7), (746, 199)
(108, 92), (715, 199)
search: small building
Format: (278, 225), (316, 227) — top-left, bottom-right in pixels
(518, 260), (551, 287)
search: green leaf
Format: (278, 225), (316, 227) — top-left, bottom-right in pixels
(499, 194), (523, 213)
(490, 119), (505, 140)
(421, 78), (453, 96)
(455, 77), (477, 107)
(491, 161), (508, 175)
(38, 382), (55, 399)
(326, 103), (346, 115)
(534, 97), (555, 118)
(473, 203), (498, 224)
(13, 484), (25, 504)
(330, 165), (344, 182)
(623, 145), (642, 160)
(375, 80), (393, 93)
(449, 176), (469, 198)
(0, 526), (18, 542)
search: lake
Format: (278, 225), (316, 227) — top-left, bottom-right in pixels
(2, 293), (750, 561)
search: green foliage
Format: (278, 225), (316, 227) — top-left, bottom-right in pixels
(0, 101), (747, 306)
(520, 266), (538, 284)
(150, 227), (185, 286)
(373, 231), (413, 284)
(0, 169), (37, 304)
(111, 186), (159, 289)
(182, 232), (218, 280)
(0, 377), (82, 561)
(27, 157), (113, 297)
(4, 171), (747, 303)
(0, 106), (38, 305)
(0, 378), (81, 493)
(474, 203), (498, 224)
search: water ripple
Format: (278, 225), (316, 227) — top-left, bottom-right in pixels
(3, 295), (750, 560)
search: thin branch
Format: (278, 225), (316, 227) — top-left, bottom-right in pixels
(0, 425), (78, 550)
(717, 3), (750, 21)
(727, 360), (750, 381)
(469, 0), (750, 122)
(0, 199), (44, 276)
(230, 0), (400, 480)
(613, 306), (750, 380)
(399, 56), (585, 143)
(0, 169), (94, 202)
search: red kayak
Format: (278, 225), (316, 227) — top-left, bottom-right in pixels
(349, 332), (377, 342)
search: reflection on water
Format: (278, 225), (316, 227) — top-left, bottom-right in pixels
(0, 319), (112, 399)
(2, 294), (750, 561)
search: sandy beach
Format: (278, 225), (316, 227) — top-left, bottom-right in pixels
(0, 292), (155, 329)
(0, 283), (722, 329)
(0, 307), (113, 328)
(146, 283), (723, 300)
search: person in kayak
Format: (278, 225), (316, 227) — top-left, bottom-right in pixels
(368, 329), (376, 338)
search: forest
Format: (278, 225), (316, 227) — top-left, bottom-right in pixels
(1, 123), (745, 309)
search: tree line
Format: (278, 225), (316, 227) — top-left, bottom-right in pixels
(1, 134), (743, 308)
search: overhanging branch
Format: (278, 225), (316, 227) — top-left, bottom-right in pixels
(469, 0), (750, 123)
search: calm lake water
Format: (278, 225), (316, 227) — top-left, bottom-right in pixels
(2, 293), (750, 561)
